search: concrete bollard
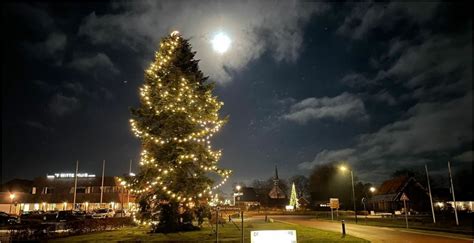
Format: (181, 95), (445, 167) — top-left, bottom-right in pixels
(341, 220), (346, 236)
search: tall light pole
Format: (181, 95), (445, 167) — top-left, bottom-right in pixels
(100, 160), (106, 207)
(447, 161), (459, 226)
(425, 164), (436, 224)
(9, 193), (16, 214)
(369, 187), (376, 212)
(340, 166), (357, 223)
(73, 160), (79, 210)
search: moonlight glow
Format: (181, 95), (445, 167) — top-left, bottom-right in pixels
(211, 32), (231, 54)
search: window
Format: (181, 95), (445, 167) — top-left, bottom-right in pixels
(76, 187), (86, 193)
(32, 187), (36, 194)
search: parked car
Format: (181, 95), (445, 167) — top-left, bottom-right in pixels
(0, 211), (20, 226)
(114, 209), (131, 217)
(56, 210), (85, 222)
(20, 211), (45, 223)
(92, 208), (115, 219)
(42, 211), (60, 221)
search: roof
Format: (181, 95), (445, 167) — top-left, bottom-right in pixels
(377, 176), (411, 195)
(298, 197), (310, 205)
(1, 179), (34, 193)
(237, 187), (258, 202)
(1, 177), (119, 192)
(372, 176), (427, 202)
(268, 185), (286, 199)
(32, 176), (118, 187)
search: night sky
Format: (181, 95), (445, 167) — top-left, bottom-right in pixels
(2, 1), (472, 191)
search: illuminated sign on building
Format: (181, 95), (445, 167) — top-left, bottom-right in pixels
(46, 173), (96, 179)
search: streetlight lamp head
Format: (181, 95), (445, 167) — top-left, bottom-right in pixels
(370, 187), (376, 193)
(9, 193), (15, 200)
(340, 166), (347, 172)
(236, 185), (241, 191)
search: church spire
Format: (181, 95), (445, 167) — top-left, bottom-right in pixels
(274, 165), (279, 179)
(269, 164), (286, 199)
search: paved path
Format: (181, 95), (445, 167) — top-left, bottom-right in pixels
(254, 215), (473, 243)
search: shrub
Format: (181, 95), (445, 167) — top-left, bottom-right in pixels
(9, 217), (134, 241)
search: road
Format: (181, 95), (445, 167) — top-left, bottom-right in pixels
(252, 215), (473, 243)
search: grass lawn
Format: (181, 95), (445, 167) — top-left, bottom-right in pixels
(51, 219), (368, 242)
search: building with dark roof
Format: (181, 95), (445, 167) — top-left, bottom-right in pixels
(369, 176), (430, 213)
(235, 187), (260, 210)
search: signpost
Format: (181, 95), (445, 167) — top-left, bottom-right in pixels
(216, 206), (220, 243)
(361, 197), (367, 223)
(213, 206), (243, 243)
(330, 198), (339, 221)
(400, 193), (409, 228)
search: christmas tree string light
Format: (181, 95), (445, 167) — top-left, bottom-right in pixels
(122, 30), (231, 225)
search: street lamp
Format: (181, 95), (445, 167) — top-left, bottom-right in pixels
(366, 186), (377, 213)
(9, 193), (16, 214)
(339, 165), (358, 223)
(234, 185), (242, 206)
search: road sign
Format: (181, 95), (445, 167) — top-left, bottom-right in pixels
(330, 198), (340, 209)
(400, 193), (409, 201)
(216, 206), (241, 211)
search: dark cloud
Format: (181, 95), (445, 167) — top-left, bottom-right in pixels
(387, 34), (472, 98)
(299, 91), (473, 180)
(68, 53), (119, 75)
(48, 93), (80, 116)
(24, 32), (67, 65)
(340, 73), (372, 88)
(373, 90), (397, 106)
(337, 2), (440, 40)
(283, 92), (368, 124)
(24, 120), (53, 132)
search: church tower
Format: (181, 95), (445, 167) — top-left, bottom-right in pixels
(268, 165), (286, 199)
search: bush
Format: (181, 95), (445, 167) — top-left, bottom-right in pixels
(8, 217), (134, 241)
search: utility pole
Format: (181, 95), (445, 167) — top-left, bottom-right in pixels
(100, 160), (106, 206)
(350, 170), (358, 224)
(425, 164), (436, 224)
(448, 161), (459, 226)
(73, 160), (79, 210)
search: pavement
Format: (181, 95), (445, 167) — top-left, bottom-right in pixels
(252, 215), (474, 243)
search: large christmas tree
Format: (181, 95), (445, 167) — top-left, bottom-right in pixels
(122, 31), (230, 231)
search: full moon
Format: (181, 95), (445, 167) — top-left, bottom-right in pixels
(211, 32), (231, 54)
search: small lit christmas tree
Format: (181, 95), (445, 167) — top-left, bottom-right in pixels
(289, 182), (299, 209)
(121, 31), (231, 232)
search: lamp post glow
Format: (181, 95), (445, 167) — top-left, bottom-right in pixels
(369, 187), (376, 193)
(234, 185), (242, 206)
(9, 193), (16, 214)
(340, 165), (358, 224)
